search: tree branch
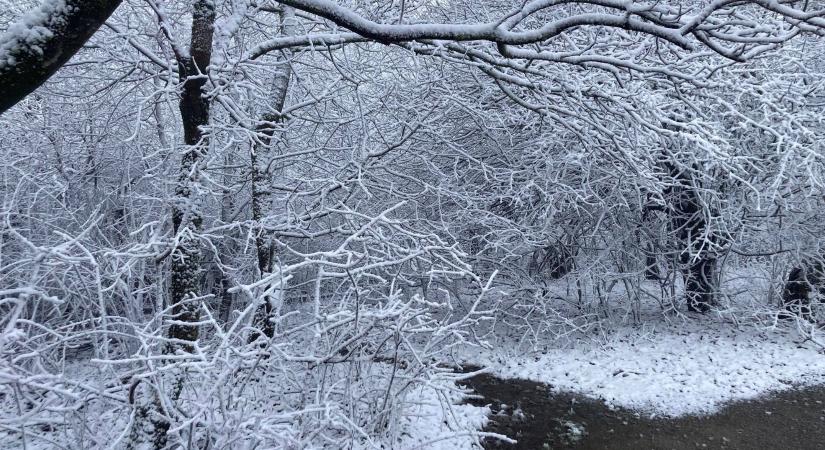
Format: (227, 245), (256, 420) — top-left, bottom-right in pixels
(0, 0), (123, 114)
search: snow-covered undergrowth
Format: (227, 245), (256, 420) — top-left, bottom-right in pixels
(0, 290), (496, 449)
(0, 248), (496, 449)
(461, 272), (825, 418)
(0, 358), (492, 450)
(4, 231), (823, 449)
(389, 383), (491, 450)
(0, 319), (493, 450)
(0, 189), (496, 449)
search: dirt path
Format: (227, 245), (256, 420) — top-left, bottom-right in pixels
(460, 367), (825, 449)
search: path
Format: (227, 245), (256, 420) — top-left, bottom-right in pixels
(460, 367), (825, 449)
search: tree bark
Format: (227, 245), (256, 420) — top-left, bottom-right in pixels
(0, 0), (123, 114)
(782, 261), (823, 319)
(250, 7), (295, 341)
(641, 204), (660, 280)
(216, 154), (236, 324)
(133, 2), (215, 449)
(167, 0), (215, 353)
(666, 162), (718, 313)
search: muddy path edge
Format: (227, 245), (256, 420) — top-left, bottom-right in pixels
(456, 364), (825, 449)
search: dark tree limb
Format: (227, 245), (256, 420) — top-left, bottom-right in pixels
(0, 0), (123, 114)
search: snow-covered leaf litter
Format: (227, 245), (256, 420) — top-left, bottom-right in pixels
(461, 278), (825, 418)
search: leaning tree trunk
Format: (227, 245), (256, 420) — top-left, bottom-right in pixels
(666, 162), (719, 313)
(250, 7), (295, 341)
(0, 0), (123, 114)
(130, 2), (215, 449)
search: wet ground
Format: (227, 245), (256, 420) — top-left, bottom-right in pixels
(459, 366), (825, 449)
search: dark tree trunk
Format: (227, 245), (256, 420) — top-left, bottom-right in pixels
(782, 262), (823, 320)
(134, 3), (215, 449)
(665, 162), (718, 313)
(167, 0), (215, 354)
(217, 272), (235, 323)
(249, 117), (283, 341)
(641, 205), (660, 280)
(682, 253), (717, 312)
(0, 0), (123, 114)
(250, 7), (294, 341)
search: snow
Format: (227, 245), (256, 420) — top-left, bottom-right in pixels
(1, 1), (825, 449)
(390, 384), (491, 449)
(276, 0), (692, 47)
(0, 0), (69, 70)
(463, 306), (825, 417)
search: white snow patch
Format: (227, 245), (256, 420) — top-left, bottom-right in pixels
(390, 383), (490, 449)
(465, 313), (825, 417)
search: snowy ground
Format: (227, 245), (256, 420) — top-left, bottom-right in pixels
(390, 383), (491, 449)
(461, 304), (825, 418)
(7, 275), (825, 447)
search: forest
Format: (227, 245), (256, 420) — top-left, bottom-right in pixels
(1, 0), (825, 449)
